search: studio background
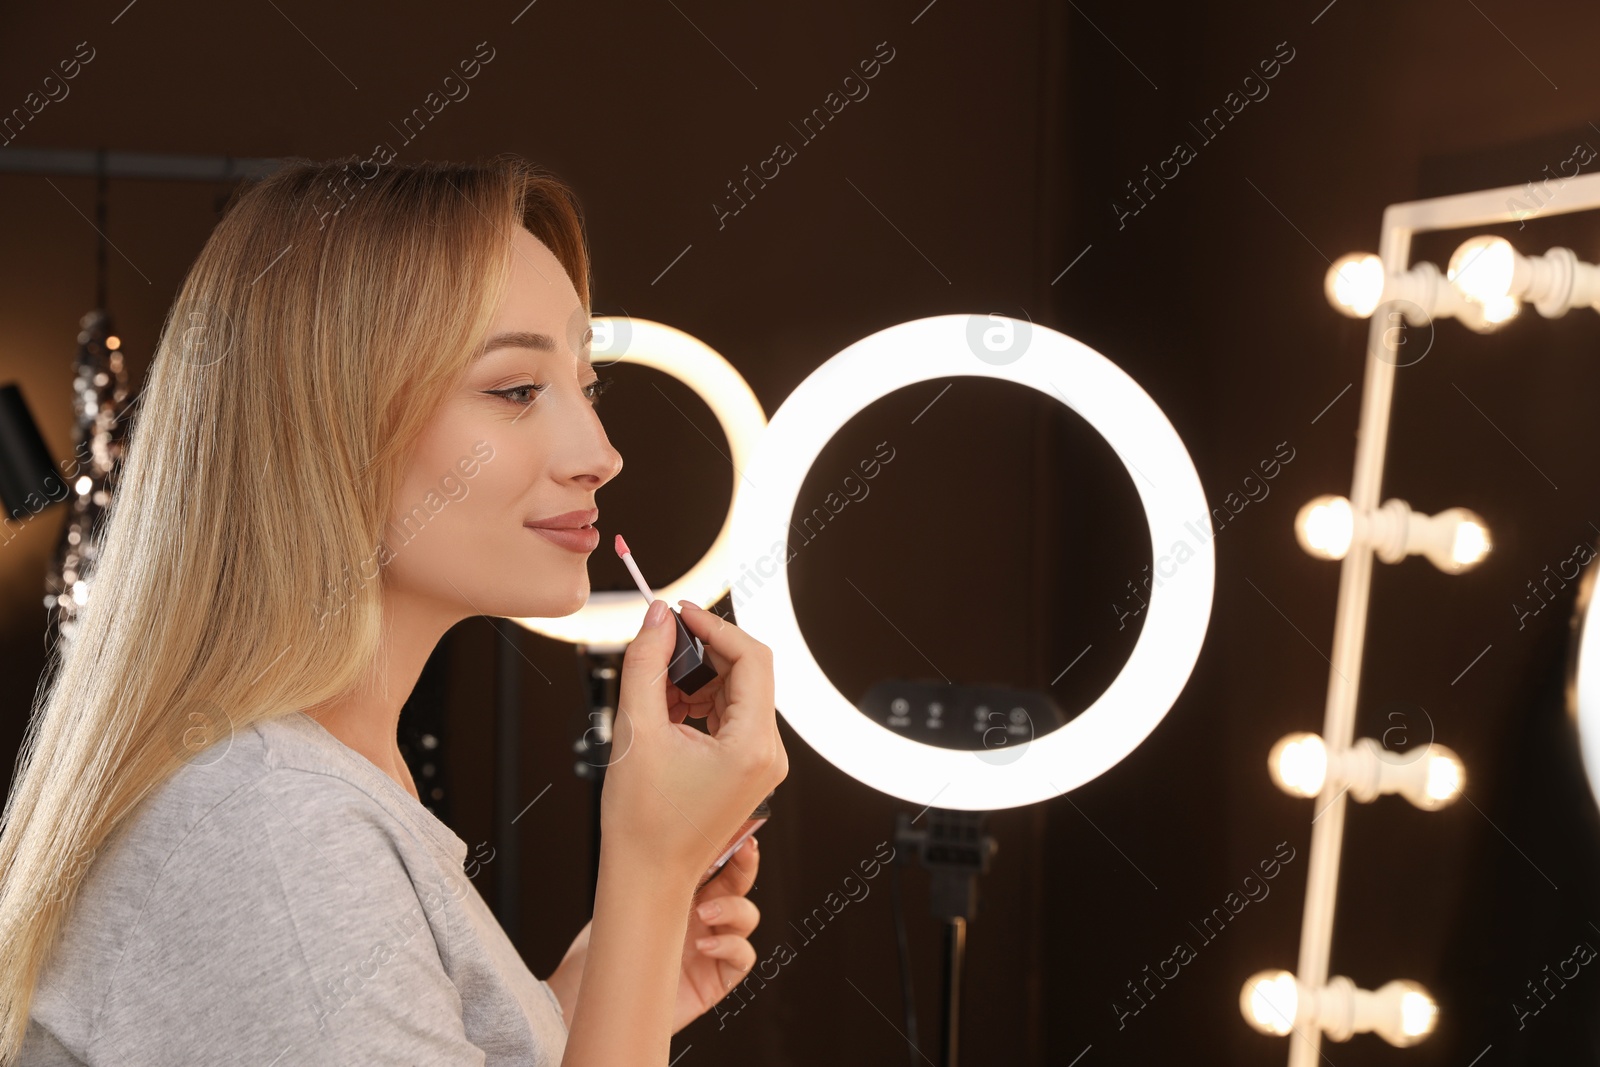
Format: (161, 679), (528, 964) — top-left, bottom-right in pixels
(4, 0), (1600, 1063)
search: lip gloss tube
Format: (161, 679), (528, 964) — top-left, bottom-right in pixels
(700, 795), (771, 886)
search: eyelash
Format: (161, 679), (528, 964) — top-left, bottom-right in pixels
(486, 375), (613, 409)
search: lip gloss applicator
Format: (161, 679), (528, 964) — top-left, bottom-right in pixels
(614, 534), (719, 695)
(614, 533), (769, 883)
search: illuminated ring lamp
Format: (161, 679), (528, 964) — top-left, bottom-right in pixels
(512, 316), (768, 650)
(725, 314), (1215, 810)
(1567, 561), (1600, 813)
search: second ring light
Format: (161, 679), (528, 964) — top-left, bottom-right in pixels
(724, 314), (1216, 810)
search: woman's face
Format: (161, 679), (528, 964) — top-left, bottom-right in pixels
(382, 226), (622, 623)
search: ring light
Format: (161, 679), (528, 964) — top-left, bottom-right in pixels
(514, 316), (767, 650)
(725, 314), (1214, 810)
(1567, 562), (1600, 811)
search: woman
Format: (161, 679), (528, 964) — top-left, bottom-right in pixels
(0, 155), (788, 1065)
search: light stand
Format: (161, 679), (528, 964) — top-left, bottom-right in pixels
(572, 646), (624, 904)
(894, 809), (997, 1067)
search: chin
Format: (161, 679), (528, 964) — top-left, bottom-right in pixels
(546, 579), (591, 618)
(469, 575), (588, 621)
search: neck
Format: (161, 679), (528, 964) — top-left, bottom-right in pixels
(304, 584), (461, 802)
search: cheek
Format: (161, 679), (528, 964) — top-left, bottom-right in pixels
(385, 420), (518, 556)
(381, 464), (531, 599)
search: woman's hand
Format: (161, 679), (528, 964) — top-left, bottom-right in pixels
(674, 835), (761, 1032)
(547, 835), (764, 1035)
(602, 599), (788, 887)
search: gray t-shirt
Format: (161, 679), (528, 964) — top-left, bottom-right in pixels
(19, 710), (570, 1065)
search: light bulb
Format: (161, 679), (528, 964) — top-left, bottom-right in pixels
(1241, 970), (1299, 1036)
(1360, 499), (1491, 572)
(1424, 752), (1463, 801)
(1368, 739), (1465, 810)
(1453, 291), (1521, 334)
(1269, 733), (1327, 797)
(1446, 241), (1600, 319)
(1448, 236), (1518, 303)
(1451, 515), (1492, 566)
(1480, 294), (1521, 325)
(1417, 507), (1491, 573)
(1396, 986), (1439, 1041)
(1326, 253), (1386, 318)
(1355, 980), (1438, 1046)
(1295, 496), (1352, 560)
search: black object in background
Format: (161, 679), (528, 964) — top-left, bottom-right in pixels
(858, 679), (1069, 752)
(0, 383), (62, 522)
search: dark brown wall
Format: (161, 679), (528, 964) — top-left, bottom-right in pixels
(5, 1), (1600, 1064)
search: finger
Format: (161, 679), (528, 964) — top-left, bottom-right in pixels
(669, 675), (721, 721)
(617, 600), (680, 740)
(695, 895), (760, 938)
(675, 602), (775, 725)
(667, 694), (716, 727)
(695, 934), (757, 981)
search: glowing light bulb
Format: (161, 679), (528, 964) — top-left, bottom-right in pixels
(1241, 970), (1299, 1036)
(1397, 987), (1439, 1040)
(1480, 294), (1521, 325)
(1450, 515), (1491, 567)
(1422, 749), (1465, 806)
(1295, 496), (1352, 560)
(1269, 733), (1327, 797)
(1325, 253), (1386, 318)
(1418, 507), (1491, 573)
(1372, 740), (1465, 811)
(1448, 236), (1518, 303)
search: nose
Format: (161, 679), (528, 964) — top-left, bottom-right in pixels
(567, 399), (623, 488)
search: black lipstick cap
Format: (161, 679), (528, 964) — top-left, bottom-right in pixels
(667, 607), (719, 695)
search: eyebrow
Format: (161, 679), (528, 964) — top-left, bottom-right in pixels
(478, 330), (555, 357)
(476, 329), (592, 363)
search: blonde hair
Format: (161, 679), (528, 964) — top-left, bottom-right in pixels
(0, 154), (591, 1060)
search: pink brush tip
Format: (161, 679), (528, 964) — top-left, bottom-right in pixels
(614, 533), (630, 558)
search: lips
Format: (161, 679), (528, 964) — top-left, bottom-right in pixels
(525, 508), (600, 553)
(529, 525), (599, 553)
(526, 507), (598, 530)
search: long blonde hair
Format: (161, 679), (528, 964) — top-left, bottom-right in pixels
(0, 154), (591, 1060)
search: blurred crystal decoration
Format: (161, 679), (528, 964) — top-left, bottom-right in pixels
(44, 309), (131, 647)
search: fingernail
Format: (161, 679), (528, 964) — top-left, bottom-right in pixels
(697, 901), (722, 921)
(696, 936), (717, 950)
(748, 836), (758, 852)
(678, 599), (699, 612)
(645, 600), (668, 627)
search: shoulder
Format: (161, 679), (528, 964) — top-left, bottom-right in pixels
(75, 722), (480, 1064)
(81, 716), (417, 939)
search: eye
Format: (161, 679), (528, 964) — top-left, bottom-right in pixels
(485, 382), (548, 406)
(483, 375), (613, 409)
